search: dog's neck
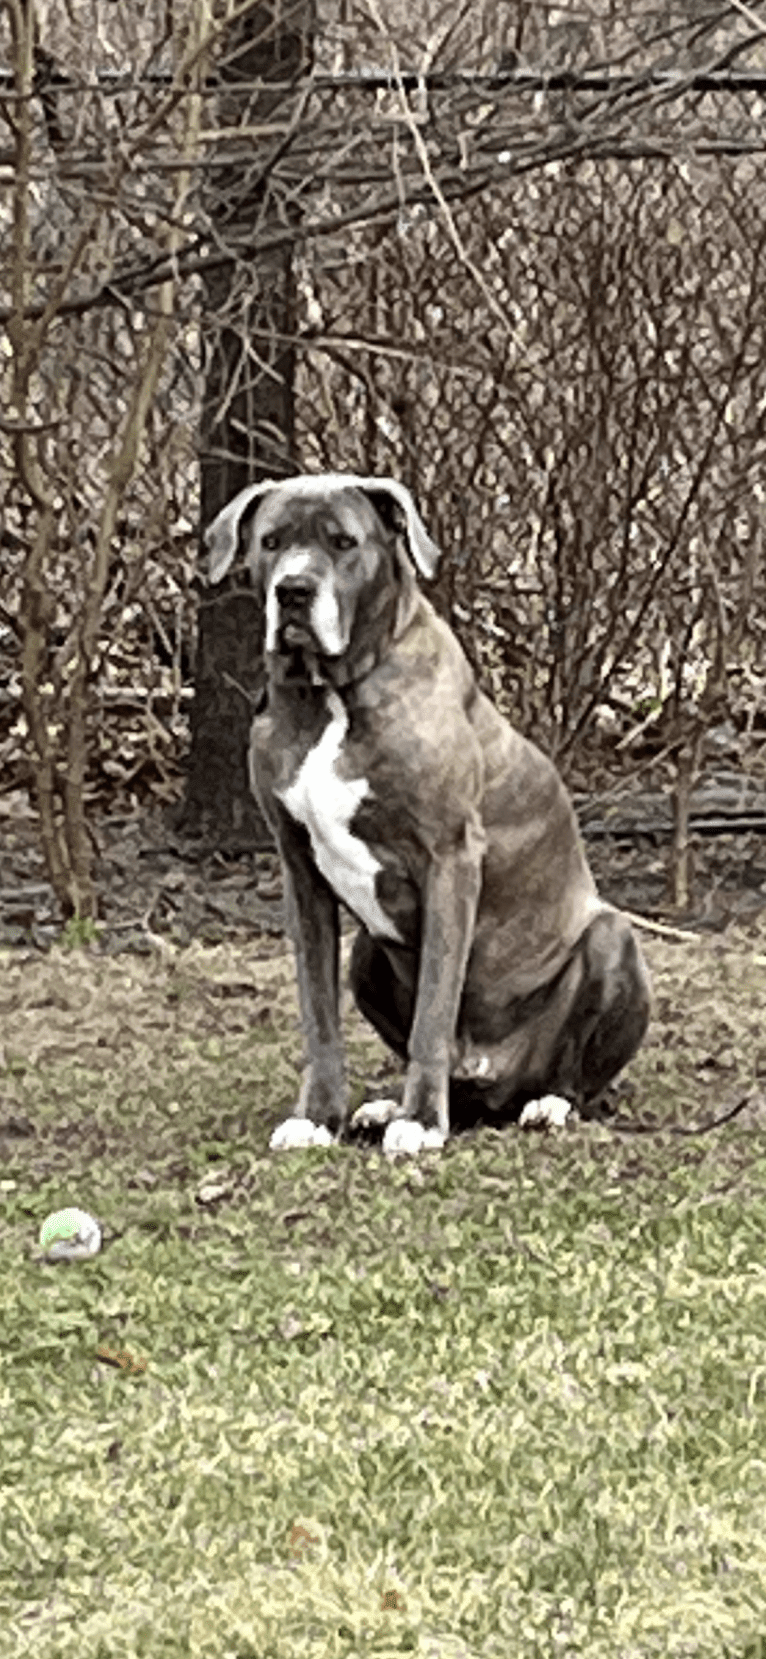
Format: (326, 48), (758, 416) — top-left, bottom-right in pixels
(267, 642), (383, 692)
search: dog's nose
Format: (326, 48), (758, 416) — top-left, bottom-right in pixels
(275, 577), (313, 612)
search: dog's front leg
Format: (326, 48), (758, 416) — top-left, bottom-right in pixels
(269, 842), (347, 1150)
(384, 829), (483, 1156)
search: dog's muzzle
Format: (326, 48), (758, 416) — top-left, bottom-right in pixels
(274, 576), (317, 648)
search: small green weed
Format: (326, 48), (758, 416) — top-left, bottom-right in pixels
(57, 916), (101, 950)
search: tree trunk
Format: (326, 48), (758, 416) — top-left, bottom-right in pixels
(667, 727), (704, 912)
(180, 2), (315, 847)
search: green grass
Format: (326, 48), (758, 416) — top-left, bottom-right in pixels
(2, 929), (766, 1656)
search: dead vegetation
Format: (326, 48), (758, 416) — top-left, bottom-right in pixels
(2, 920), (766, 1179)
(3, 2), (766, 918)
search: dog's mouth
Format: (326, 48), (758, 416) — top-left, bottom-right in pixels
(271, 603), (349, 685)
(272, 624), (327, 687)
(279, 619), (316, 649)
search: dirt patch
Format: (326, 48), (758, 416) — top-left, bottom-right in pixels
(2, 778), (766, 1162)
(4, 770), (766, 956)
(0, 791), (287, 952)
(2, 914), (766, 1174)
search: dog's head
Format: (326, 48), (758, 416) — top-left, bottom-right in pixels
(204, 473), (441, 684)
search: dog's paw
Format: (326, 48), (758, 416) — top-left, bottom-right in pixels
(382, 1119), (446, 1157)
(269, 1117), (334, 1151)
(350, 1098), (399, 1131)
(518, 1095), (572, 1131)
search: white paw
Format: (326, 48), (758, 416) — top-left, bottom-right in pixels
(269, 1117), (334, 1151)
(382, 1119), (446, 1158)
(350, 1098), (399, 1130)
(519, 1094), (572, 1131)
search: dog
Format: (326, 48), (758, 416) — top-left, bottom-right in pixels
(205, 473), (651, 1156)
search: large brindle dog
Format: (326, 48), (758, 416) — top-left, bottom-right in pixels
(206, 474), (650, 1156)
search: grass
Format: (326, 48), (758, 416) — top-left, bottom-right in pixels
(2, 923), (766, 1657)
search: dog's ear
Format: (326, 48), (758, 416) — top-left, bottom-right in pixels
(357, 478), (441, 579)
(204, 481), (279, 583)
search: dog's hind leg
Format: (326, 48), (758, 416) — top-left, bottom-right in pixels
(564, 910), (651, 1107)
(512, 909), (650, 1116)
(350, 910), (650, 1136)
(349, 928), (415, 1060)
(451, 910), (650, 1128)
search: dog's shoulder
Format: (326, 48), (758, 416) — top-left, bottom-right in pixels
(373, 592), (478, 714)
(387, 597), (582, 829)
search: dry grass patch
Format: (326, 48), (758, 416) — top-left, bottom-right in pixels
(2, 920), (766, 1658)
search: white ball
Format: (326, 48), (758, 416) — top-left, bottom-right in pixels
(39, 1207), (102, 1260)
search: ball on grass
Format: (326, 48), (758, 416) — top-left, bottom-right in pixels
(39, 1207), (102, 1261)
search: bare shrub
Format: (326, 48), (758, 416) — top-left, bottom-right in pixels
(3, 0), (766, 916)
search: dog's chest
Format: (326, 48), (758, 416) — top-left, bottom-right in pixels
(277, 691), (400, 940)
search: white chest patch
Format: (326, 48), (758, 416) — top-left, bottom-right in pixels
(278, 690), (402, 941)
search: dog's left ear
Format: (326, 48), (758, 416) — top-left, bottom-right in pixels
(358, 478), (441, 579)
(204, 480), (280, 583)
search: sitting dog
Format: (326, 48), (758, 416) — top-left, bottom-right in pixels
(205, 473), (651, 1155)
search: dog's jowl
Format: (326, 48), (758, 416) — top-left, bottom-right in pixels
(205, 473), (651, 1156)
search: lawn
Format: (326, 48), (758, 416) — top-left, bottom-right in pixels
(2, 921), (766, 1658)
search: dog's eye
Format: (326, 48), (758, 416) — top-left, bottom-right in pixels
(261, 532), (279, 551)
(332, 533), (357, 552)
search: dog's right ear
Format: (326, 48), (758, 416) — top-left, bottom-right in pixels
(204, 481), (279, 582)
